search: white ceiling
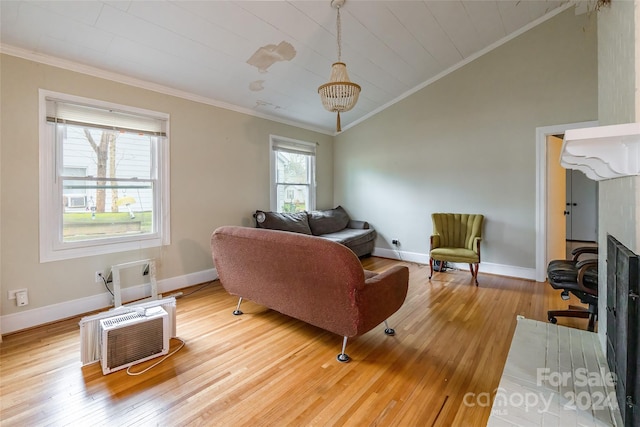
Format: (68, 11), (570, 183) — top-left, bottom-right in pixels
(0, 0), (577, 134)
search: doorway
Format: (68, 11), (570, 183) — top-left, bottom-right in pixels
(535, 121), (598, 282)
(547, 135), (598, 260)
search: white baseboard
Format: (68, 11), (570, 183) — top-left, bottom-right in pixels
(1, 248), (538, 335)
(372, 248), (537, 281)
(1, 268), (218, 335)
(373, 247), (430, 264)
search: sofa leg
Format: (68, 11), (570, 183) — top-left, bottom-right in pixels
(383, 320), (395, 336)
(337, 336), (350, 363)
(233, 297), (244, 315)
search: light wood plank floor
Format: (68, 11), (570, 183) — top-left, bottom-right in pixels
(0, 258), (595, 426)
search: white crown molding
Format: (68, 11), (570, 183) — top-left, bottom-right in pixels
(341, 1), (577, 133)
(0, 44), (333, 136)
(0, 268), (218, 335)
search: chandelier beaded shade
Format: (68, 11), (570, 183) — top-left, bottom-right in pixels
(318, 0), (361, 132)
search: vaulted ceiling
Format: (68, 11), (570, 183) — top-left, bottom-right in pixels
(0, 1), (577, 134)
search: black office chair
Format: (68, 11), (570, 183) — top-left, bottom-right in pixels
(547, 246), (598, 332)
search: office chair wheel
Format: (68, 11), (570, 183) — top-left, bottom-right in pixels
(548, 316), (557, 324)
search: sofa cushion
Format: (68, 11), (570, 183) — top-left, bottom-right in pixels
(308, 206), (350, 236)
(255, 210), (312, 235)
(430, 247), (479, 263)
(317, 227), (376, 248)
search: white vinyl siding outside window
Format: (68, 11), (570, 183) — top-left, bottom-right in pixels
(269, 135), (316, 213)
(39, 90), (170, 262)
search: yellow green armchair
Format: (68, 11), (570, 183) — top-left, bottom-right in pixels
(429, 213), (484, 285)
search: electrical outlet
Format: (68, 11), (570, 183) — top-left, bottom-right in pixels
(8, 288), (28, 300)
(95, 271), (103, 283)
(392, 239), (399, 246)
(16, 290), (28, 306)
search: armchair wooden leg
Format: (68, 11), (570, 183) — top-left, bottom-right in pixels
(469, 263), (479, 286)
(429, 258), (434, 279)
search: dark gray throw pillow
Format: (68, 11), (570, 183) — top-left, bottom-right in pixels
(308, 206), (350, 235)
(255, 210), (312, 235)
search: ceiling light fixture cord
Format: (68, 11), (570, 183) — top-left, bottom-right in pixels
(336, 6), (342, 62)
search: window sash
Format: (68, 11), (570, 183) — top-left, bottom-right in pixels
(61, 176), (154, 190)
(275, 152), (312, 185)
(52, 125), (160, 244)
(56, 123), (158, 182)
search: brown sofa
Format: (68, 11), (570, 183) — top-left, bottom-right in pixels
(210, 225), (409, 362)
(253, 206), (376, 257)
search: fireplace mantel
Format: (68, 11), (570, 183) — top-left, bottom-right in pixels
(561, 122), (640, 180)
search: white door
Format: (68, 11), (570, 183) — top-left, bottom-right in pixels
(565, 169), (598, 242)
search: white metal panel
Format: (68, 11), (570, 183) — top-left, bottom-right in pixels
(343, 3), (422, 87)
(352, 3), (442, 78)
(496, 0), (536, 35)
(32, 0), (104, 26)
(128, 1), (260, 64)
(425, 0), (485, 59)
(387, 1), (462, 70)
(462, 1), (506, 48)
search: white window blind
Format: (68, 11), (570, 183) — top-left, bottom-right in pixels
(46, 98), (166, 136)
(271, 138), (316, 156)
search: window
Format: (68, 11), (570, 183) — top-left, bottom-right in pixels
(39, 90), (170, 262)
(269, 135), (316, 213)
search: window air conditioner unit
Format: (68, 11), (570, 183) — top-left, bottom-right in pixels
(67, 194), (87, 208)
(99, 306), (169, 375)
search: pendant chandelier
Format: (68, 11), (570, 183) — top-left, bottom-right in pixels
(318, 0), (361, 132)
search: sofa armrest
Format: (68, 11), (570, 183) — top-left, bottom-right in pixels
(356, 265), (409, 334)
(348, 219), (370, 229)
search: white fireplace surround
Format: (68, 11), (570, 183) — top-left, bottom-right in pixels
(561, 123), (640, 180)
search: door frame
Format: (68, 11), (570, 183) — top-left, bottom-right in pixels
(535, 120), (598, 282)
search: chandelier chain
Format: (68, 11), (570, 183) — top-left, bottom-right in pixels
(336, 6), (342, 62)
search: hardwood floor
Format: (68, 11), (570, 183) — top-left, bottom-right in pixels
(0, 258), (595, 426)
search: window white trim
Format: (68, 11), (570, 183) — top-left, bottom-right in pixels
(269, 135), (316, 212)
(38, 90), (170, 262)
